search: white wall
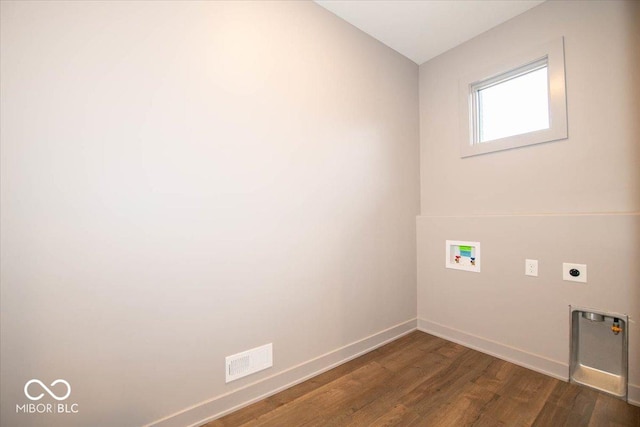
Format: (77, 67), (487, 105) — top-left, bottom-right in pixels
(0, 2), (419, 426)
(417, 0), (640, 403)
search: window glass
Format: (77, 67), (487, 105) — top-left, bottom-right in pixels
(476, 65), (549, 143)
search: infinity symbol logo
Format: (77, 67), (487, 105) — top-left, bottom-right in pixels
(24, 379), (71, 401)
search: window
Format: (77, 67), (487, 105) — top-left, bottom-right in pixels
(473, 58), (549, 143)
(459, 37), (567, 157)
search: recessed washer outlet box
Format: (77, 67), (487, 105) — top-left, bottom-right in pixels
(570, 306), (628, 400)
(225, 343), (273, 383)
(445, 240), (480, 273)
(563, 263), (587, 283)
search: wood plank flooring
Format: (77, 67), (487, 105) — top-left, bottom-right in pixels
(204, 331), (640, 427)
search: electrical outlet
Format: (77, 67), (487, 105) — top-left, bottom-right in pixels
(525, 259), (538, 277)
(563, 263), (587, 283)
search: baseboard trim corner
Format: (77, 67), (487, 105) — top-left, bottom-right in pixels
(417, 318), (568, 381)
(148, 318), (417, 427)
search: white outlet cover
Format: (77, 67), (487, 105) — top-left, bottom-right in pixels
(525, 259), (538, 277)
(563, 263), (587, 283)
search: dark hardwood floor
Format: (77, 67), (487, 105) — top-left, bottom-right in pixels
(204, 331), (640, 426)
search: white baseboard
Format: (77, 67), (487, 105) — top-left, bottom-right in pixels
(417, 318), (568, 381)
(149, 316), (636, 426)
(148, 318), (418, 427)
(629, 384), (640, 407)
(418, 318), (640, 406)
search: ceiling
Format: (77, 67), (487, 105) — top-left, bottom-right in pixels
(315, 0), (545, 64)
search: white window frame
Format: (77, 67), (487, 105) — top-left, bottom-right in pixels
(458, 37), (567, 158)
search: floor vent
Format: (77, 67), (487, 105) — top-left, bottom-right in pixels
(225, 343), (273, 383)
